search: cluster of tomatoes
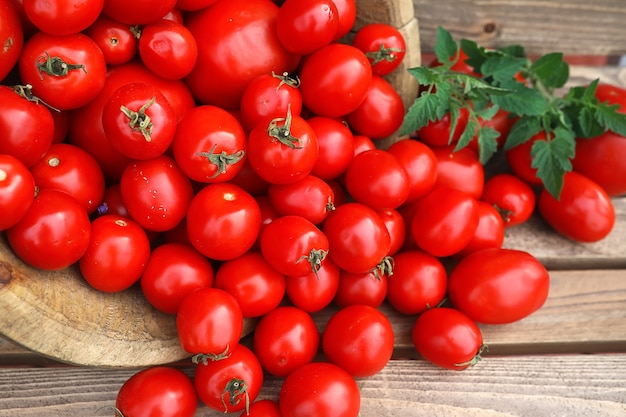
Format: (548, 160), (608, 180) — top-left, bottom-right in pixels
(1, 0), (625, 416)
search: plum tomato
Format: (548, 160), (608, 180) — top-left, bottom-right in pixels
(455, 200), (505, 257)
(505, 130), (547, 186)
(431, 145), (484, 199)
(0, 154), (36, 231)
(481, 173), (536, 227)
(572, 131), (626, 196)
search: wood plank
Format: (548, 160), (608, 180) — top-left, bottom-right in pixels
(414, 0), (626, 56)
(0, 354), (624, 416)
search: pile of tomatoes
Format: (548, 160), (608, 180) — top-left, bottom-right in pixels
(1, 0), (624, 416)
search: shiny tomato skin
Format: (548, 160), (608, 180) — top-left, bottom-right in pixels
(6, 189), (91, 270)
(572, 131), (626, 196)
(412, 307), (483, 371)
(79, 215), (151, 293)
(252, 306), (319, 377)
(115, 366), (197, 417)
(279, 361), (360, 417)
(241, 399), (281, 417)
(411, 187), (479, 258)
(448, 248), (550, 324)
(351, 23), (406, 76)
(83, 14), (138, 65)
(102, 0), (175, 24)
(139, 19), (198, 80)
(0, 0), (23, 81)
(323, 202), (391, 274)
(334, 269), (388, 308)
(185, 0), (299, 109)
(140, 242), (214, 315)
(505, 131), (546, 186)
(594, 83), (626, 113)
(352, 134), (376, 156)
(432, 145), (484, 199)
(23, 0), (103, 35)
(378, 208), (405, 256)
(307, 116), (355, 181)
(322, 304), (394, 377)
(187, 183), (261, 261)
(330, 0), (356, 40)
(386, 138), (438, 204)
(0, 154), (36, 231)
(481, 173), (536, 227)
(276, 0), (338, 55)
(538, 171), (615, 242)
(284, 257), (340, 312)
(268, 174), (335, 225)
(455, 200), (505, 258)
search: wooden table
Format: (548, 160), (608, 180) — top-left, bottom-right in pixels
(1, 64), (626, 416)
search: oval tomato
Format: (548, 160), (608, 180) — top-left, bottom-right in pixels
(307, 116), (355, 181)
(386, 138), (438, 203)
(267, 174), (335, 225)
(481, 173), (536, 227)
(378, 208), (405, 256)
(432, 145), (484, 199)
(276, 0), (338, 55)
(455, 200), (505, 258)
(572, 131), (626, 196)
(505, 130), (546, 186)
(0, 154), (36, 231)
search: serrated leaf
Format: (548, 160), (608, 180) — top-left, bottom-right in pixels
(498, 44), (526, 58)
(475, 104), (500, 121)
(399, 92), (445, 135)
(593, 102), (626, 136)
(531, 52), (569, 89)
(460, 39), (486, 72)
(583, 79), (600, 101)
(448, 101), (462, 145)
(407, 66), (438, 86)
(481, 55), (526, 83)
(491, 81), (548, 116)
(435, 26), (458, 65)
(474, 126), (501, 164)
(455, 117), (478, 150)
(577, 105), (604, 138)
(457, 74), (512, 96)
(504, 116), (542, 149)
(531, 127), (575, 199)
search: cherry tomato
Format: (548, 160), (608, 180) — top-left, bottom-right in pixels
(351, 23), (406, 76)
(411, 187), (479, 258)
(18, 32), (107, 110)
(0, 154), (36, 231)
(284, 257), (340, 312)
(214, 251), (286, 318)
(120, 155), (194, 232)
(432, 145), (484, 199)
(386, 138), (438, 204)
(322, 304), (394, 377)
(241, 399), (281, 417)
(299, 43), (372, 118)
(386, 250), (447, 315)
(456, 200), (505, 258)
(448, 248), (550, 324)
(416, 107), (469, 147)
(323, 202), (391, 274)
(23, 0), (103, 35)
(572, 131), (626, 196)
(307, 116), (355, 181)
(352, 134), (376, 156)
(194, 344), (264, 414)
(481, 173), (536, 227)
(279, 361), (361, 417)
(378, 208), (406, 256)
(252, 306), (319, 377)
(83, 14), (138, 66)
(276, 0), (338, 55)
(334, 269), (388, 308)
(412, 307), (484, 370)
(187, 183), (261, 261)
(140, 242), (214, 315)
(139, 19), (198, 80)
(0, 0), (24, 81)
(115, 366), (197, 417)
(102, 0), (175, 25)
(268, 174), (335, 225)
(6, 189), (91, 270)
(538, 171), (615, 242)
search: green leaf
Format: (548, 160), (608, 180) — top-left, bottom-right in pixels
(491, 81), (549, 116)
(530, 52), (569, 89)
(498, 44), (526, 58)
(593, 102), (626, 136)
(407, 66), (438, 86)
(504, 116), (542, 150)
(474, 126), (501, 164)
(481, 55), (526, 83)
(448, 101), (462, 145)
(435, 26), (458, 65)
(531, 127), (575, 199)
(460, 39), (486, 72)
(475, 104), (500, 121)
(577, 105), (603, 138)
(455, 117), (478, 150)
(399, 92), (445, 135)
(457, 74), (513, 96)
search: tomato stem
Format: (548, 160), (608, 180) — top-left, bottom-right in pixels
(372, 256), (395, 280)
(272, 71), (301, 89)
(221, 378), (250, 414)
(267, 104), (302, 149)
(120, 96), (156, 142)
(454, 343), (488, 368)
(36, 51), (86, 79)
(196, 144), (246, 179)
(297, 248), (328, 278)
(11, 84), (60, 112)
(365, 43), (404, 66)
(191, 344), (232, 364)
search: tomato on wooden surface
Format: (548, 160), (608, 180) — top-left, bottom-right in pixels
(102, 0), (175, 25)
(268, 174), (335, 225)
(299, 43), (372, 118)
(187, 183), (261, 261)
(412, 307), (484, 371)
(214, 251), (286, 318)
(448, 248), (550, 324)
(276, 0), (338, 55)
(334, 269), (388, 308)
(279, 361), (361, 417)
(23, 0), (103, 35)
(0, 85), (54, 168)
(386, 250), (447, 315)
(6, 189), (91, 270)
(322, 304), (394, 377)
(176, 287), (243, 357)
(284, 257), (340, 312)
(0, 0), (24, 82)
(83, 14), (138, 65)
(18, 32), (107, 110)
(455, 200), (505, 258)
(120, 155), (194, 232)
(323, 202), (391, 274)
(140, 242), (214, 315)
(538, 171), (615, 242)
(386, 138), (438, 204)
(307, 116), (355, 181)
(79, 215), (151, 293)
(0, 154), (36, 231)
(194, 344), (264, 414)
(351, 23), (406, 76)
(481, 173), (536, 227)
(252, 306), (319, 377)
(139, 19), (198, 80)
(184, 0), (299, 109)
(432, 145), (484, 199)
(115, 366), (197, 417)
(572, 131), (626, 196)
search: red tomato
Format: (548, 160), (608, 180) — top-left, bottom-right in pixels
(241, 399), (281, 417)
(115, 366), (197, 417)
(505, 130), (546, 186)
(334, 269), (388, 308)
(323, 202), (391, 274)
(140, 242), (214, 315)
(456, 200), (505, 257)
(572, 131), (626, 196)
(176, 287), (243, 357)
(229, 158), (270, 196)
(331, 0), (356, 40)
(352, 134), (376, 156)
(284, 257), (340, 312)
(23, 0), (103, 35)
(214, 251), (286, 318)
(102, 0), (175, 25)
(79, 215), (151, 292)
(6, 189), (91, 270)
(594, 83), (626, 113)
(0, 0), (24, 81)
(194, 344), (264, 414)
(411, 187), (479, 258)
(351, 23), (406, 76)
(386, 138), (438, 204)
(538, 171), (615, 242)
(481, 173), (536, 227)
(102, 83), (177, 160)
(307, 116), (355, 180)
(412, 307), (484, 370)
(98, 183), (130, 218)
(50, 108), (70, 144)
(184, 0), (299, 109)
(120, 156), (194, 232)
(252, 306), (320, 377)
(0, 154), (36, 231)
(344, 149), (410, 210)
(416, 107), (470, 147)
(432, 145), (484, 199)
(247, 109), (319, 185)
(378, 208), (406, 256)
(322, 304), (394, 377)
(139, 19), (198, 80)
(175, 0), (218, 11)
(345, 75), (405, 139)
(276, 0), (338, 55)
(18, 32), (107, 110)
(0, 85), (54, 168)
(279, 362), (360, 417)
(268, 175), (335, 225)
(172, 105), (247, 183)
(468, 108), (517, 154)
(299, 43), (372, 118)
(448, 248), (550, 324)
(83, 14), (138, 65)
